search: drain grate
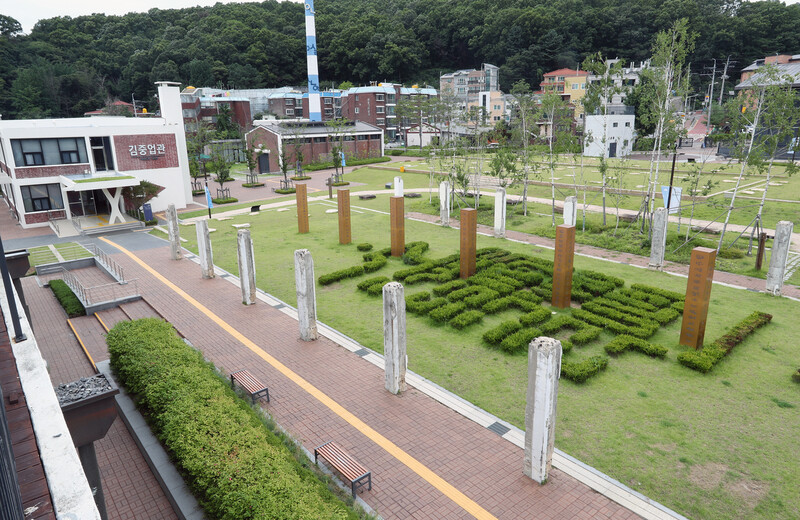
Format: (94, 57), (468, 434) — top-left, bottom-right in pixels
(487, 421), (510, 436)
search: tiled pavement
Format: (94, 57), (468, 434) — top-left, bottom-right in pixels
(95, 238), (644, 520)
(21, 276), (178, 520)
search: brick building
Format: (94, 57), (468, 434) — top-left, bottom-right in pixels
(0, 82), (191, 229)
(245, 120), (383, 173)
(180, 87), (252, 133)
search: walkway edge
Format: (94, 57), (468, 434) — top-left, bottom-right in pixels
(96, 360), (206, 520)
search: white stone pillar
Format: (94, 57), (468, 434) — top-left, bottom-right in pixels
(494, 188), (507, 238)
(766, 220), (794, 296)
(439, 181), (450, 226)
(394, 176), (404, 197)
(294, 249), (318, 341)
(166, 204), (182, 260)
(524, 337), (562, 484)
(236, 229), (256, 305)
(563, 196), (577, 227)
(195, 219), (214, 279)
(383, 282), (407, 394)
(649, 207), (668, 269)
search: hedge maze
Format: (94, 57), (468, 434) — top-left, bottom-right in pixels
(319, 242), (770, 383)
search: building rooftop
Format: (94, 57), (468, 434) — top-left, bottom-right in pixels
(543, 68), (588, 77)
(251, 119), (382, 136)
(736, 62), (800, 89)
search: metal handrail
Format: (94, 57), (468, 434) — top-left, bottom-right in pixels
(80, 243), (125, 282)
(50, 265), (137, 306)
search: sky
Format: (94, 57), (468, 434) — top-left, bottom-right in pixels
(4, 0), (800, 34)
(4, 0), (301, 34)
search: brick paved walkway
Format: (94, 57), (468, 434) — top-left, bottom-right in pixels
(98, 238), (642, 520)
(20, 277), (178, 520)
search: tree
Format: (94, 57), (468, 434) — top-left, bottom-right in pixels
(537, 91), (574, 226)
(337, 81), (354, 90)
(0, 15), (22, 37)
(510, 80), (539, 216)
(207, 144), (232, 197)
(214, 104), (241, 140)
(186, 121), (213, 181)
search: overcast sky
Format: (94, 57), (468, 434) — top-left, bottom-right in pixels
(5, 0), (300, 34)
(4, 0), (800, 34)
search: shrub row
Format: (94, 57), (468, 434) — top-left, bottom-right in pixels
(572, 308), (659, 338)
(356, 276), (390, 292)
(573, 272), (623, 297)
(500, 328), (542, 354)
(593, 297), (651, 319)
(603, 291), (657, 312)
(356, 243), (373, 252)
(402, 241), (429, 265)
(450, 310), (485, 329)
(405, 273), (439, 285)
(304, 155), (392, 170)
(671, 301), (685, 313)
(630, 283), (684, 303)
(604, 335), (668, 358)
(432, 279), (467, 297)
(393, 262), (436, 281)
(106, 319), (357, 520)
(448, 286), (484, 301)
(468, 277), (516, 296)
(653, 308), (681, 325)
(519, 307), (552, 327)
(429, 301), (467, 322)
(677, 312), (773, 373)
(362, 251), (387, 273)
(319, 265), (364, 285)
(562, 356), (609, 383)
(569, 325), (602, 345)
(407, 295), (448, 315)
(49, 279), (86, 317)
(483, 321), (522, 344)
(464, 288), (500, 309)
(581, 301), (659, 329)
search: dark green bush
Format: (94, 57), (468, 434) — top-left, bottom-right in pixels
(432, 279), (467, 297)
(366, 282), (390, 296)
(405, 273), (439, 285)
(362, 251), (388, 273)
(49, 279), (85, 317)
(393, 262), (435, 281)
(357, 276), (390, 292)
(499, 328), (541, 354)
(519, 307), (552, 327)
(678, 311), (772, 373)
(318, 265), (365, 285)
(435, 268), (460, 283)
(274, 188), (296, 194)
(604, 291), (657, 312)
(572, 308), (658, 338)
(211, 197), (239, 204)
(539, 314), (584, 335)
(429, 302), (467, 322)
(605, 335), (668, 358)
(450, 310), (485, 329)
(482, 296), (513, 314)
(407, 296), (447, 315)
(569, 325), (602, 345)
(469, 277), (515, 296)
(653, 308), (680, 325)
(402, 241), (429, 265)
(483, 321), (522, 344)
(630, 283), (684, 303)
(106, 319), (357, 520)
(561, 356), (609, 383)
(671, 301), (685, 313)
(448, 286), (484, 301)
(464, 288), (500, 308)
(356, 243), (373, 252)
(792, 369), (800, 384)
(581, 301), (659, 330)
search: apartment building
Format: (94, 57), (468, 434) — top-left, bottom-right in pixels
(440, 64), (500, 104)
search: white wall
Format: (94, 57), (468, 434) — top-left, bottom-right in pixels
(583, 114), (635, 158)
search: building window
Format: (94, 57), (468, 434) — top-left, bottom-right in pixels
(376, 106), (385, 114)
(376, 118), (385, 126)
(355, 107), (360, 114)
(613, 122), (619, 128)
(324, 97), (333, 105)
(344, 136), (355, 141)
(89, 137), (114, 171)
(286, 109), (295, 116)
(21, 183), (64, 212)
(625, 121), (631, 127)
(387, 94), (395, 103)
(313, 137), (327, 143)
(355, 95), (359, 101)
(11, 138), (89, 167)
(386, 106), (395, 116)
(296, 99), (303, 107)
(324, 108), (334, 117)
(285, 98), (294, 106)
(369, 134), (380, 140)
(357, 135), (368, 141)
(376, 94), (384, 102)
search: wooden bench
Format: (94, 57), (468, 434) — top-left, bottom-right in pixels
(230, 369), (269, 403)
(314, 442), (371, 498)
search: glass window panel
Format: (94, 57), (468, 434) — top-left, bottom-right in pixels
(59, 138), (78, 151)
(42, 139), (61, 164)
(47, 184), (64, 209)
(21, 140), (42, 153)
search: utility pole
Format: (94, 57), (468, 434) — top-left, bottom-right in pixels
(706, 59), (717, 131)
(718, 56), (733, 105)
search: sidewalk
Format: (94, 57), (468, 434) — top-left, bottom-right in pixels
(95, 237), (654, 520)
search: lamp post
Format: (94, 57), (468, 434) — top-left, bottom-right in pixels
(0, 232), (27, 342)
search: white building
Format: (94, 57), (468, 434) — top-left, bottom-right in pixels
(583, 105), (635, 158)
(0, 82), (191, 230)
(404, 123), (441, 147)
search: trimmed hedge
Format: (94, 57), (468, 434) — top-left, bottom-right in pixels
(561, 356), (609, 383)
(793, 369), (800, 384)
(630, 283), (684, 303)
(304, 155), (392, 171)
(569, 325), (602, 345)
(211, 197), (239, 204)
(356, 276), (390, 292)
(448, 286), (484, 301)
(274, 188), (296, 194)
(483, 320), (522, 344)
(402, 241), (429, 265)
(581, 301), (659, 329)
(407, 296), (447, 315)
(405, 273), (438, 285)
(519, 307), (551, 327)
(432, 279), (467, 297)
(106, 319), (357, 520)
(429, 302), (467, 322)
(499, 328), (541, 354)
(482, 296), (513, 314)
(604, 291), (657, 312)
(356, 243), (373, 252)
(572, 308), (659, 338)
(463, 288), (500, 308)
(678, 311), (772, 373)
(605, 335), (668, 358)
(49, 279), (85, 317)
(450, 310), (485, 329)
(362, 251), (387, 273)
(319, 265), (365, 285)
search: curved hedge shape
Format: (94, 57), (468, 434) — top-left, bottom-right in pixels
(678, 311), (772, 373)
(561, 356), (609, 383)
(107, 319), (356, 520)
(356, 243), (373, 252)
(605, 335), (668, 358)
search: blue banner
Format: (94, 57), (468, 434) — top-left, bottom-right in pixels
(340, 151), (346, 167)
(205, 185), (214, 209)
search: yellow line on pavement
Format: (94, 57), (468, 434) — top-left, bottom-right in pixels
(95, 312), (110, 333)
(100, 236), (498, 520)
(67, 319), (97, 372)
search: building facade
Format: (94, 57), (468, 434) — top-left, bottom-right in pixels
(440, 64), (500, 104)
(1, 82), (191, 229)
(245, 120), (383, 173)
(583, 105), (635, 158)
(180, 87), (252, 132)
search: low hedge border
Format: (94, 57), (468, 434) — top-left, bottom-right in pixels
(356, 243), (373, 252)
(630, 283), (684, 303)
(483, 320), (522, 344)
(429, 301), (467, 323)
(562, 356), (609, 383)
(274, 188), (296, 194)
(211, 197), (239, 204)
(356, 276), (391, 296)
(432, 279), (467, 297)
(241, 182), (264, 188)
(500, 328), (542, 354)
(319, 265), (365, 285)
(402, 241), (429, 265)
(572, 308), (658, 339)
(450, 310), (485, 329)
(49, 279), (85, 317)
(106, 319), (359, 520)
(678, 311), (773, 373)
(605, 335), (668, 358)
(793, 369), (800, 384)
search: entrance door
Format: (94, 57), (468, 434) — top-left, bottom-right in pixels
(608, 142), (617, 158)
(258, 153), (270, 173)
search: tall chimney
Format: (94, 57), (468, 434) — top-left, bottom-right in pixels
(304, 1), (322, 122)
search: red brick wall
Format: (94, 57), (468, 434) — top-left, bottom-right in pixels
(25, 210), (65, 225)
(114, 134), (179, 172)
(14, 164), (90, 179)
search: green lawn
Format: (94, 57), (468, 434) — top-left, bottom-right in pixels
(172, 195), (800, 520)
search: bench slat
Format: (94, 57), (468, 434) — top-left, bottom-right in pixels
(231, 369), (269, 403)
(314, 442), (371, 498)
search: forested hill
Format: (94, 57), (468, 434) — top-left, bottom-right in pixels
(2, 0), (800, 119)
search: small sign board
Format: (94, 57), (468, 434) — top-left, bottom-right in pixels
(661, 186), (682, 214)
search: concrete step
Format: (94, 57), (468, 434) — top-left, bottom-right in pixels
(68, 314), (111, 365)
(95, 307), (130, 333)
(119, 299), (162, 321)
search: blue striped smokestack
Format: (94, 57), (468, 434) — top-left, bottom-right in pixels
(304, 0), (322, 121)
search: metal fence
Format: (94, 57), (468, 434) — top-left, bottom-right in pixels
(0, 385), (25, 520)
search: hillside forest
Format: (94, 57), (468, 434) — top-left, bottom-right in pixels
(1, 0), (800, 119)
